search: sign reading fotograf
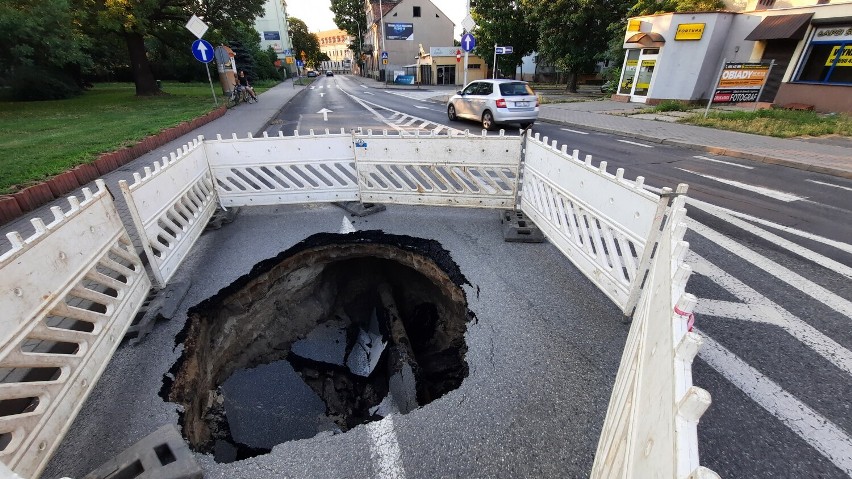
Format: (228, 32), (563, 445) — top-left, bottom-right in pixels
(705, 60), (774, 116)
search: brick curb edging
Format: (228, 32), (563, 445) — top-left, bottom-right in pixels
(0, 105), (227, 226)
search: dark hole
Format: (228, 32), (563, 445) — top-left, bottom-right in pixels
(517, 229), (531, 235)
(0, 433), (11, 452)
(154, 443), (177, 465)
(163, 231), (471, 463)
(104, 459), (144, 479)
(518, 221), (527, 227)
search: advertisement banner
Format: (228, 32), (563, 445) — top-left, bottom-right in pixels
(386, 23), (414, 41)
(826, 45), (852, 67)
(710, 62), (771, 103)
(263, 31), (281, 40)
(712, 89), (760, 103)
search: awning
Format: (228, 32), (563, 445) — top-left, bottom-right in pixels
(745, 13), (813, 41)
(625, 32), (666, 46)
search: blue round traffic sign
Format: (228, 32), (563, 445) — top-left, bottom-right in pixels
(192, 39), (214, 63)
(461, 33), (476, 52)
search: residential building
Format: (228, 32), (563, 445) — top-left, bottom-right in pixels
(363, 0), (455, 80)
(254, 0), (293, 60)
(318, 29), (355, 73)
(615, 0), (852, 112)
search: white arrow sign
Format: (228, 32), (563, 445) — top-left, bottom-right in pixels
(196, 42), (209, 61)
(317, 108), (332, 121)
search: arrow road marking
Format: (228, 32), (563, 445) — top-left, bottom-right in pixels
(310, 86), (315, 90)
(196, 42), (209, 61)
(317, 108), (332, 121)
(675, 167), (807, 202)
(692, 155), (754, 169)
(806, 179), (852, 192)
(319, 93), (325, 97)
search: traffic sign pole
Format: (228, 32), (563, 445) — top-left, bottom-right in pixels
(463, 51), (469, 87)
(493, 43), (497, 79)
(205, 63), (218, 106)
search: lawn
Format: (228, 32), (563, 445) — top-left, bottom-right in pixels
(682, 108), (852, 138)
(0, 81), (275, 194)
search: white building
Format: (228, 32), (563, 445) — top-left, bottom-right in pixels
(254, 0), (294, 59)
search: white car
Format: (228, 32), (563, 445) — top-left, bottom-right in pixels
(447, 79), (539, 130)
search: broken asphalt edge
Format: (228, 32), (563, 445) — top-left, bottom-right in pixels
(538, 118), (852, 180)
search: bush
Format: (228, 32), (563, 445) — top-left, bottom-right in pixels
(9, 67), (81, 101)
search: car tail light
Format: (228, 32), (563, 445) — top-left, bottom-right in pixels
(496, 98), (507, 108)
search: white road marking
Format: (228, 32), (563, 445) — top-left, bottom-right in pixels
(806, 179), (852, 192)
(698, 333), (852, 476)
(676, 168), (807, 202)
(366, 416), (406, 479)
(689, 252), (852, 374)
(339, 216), (356, 233)
(688, 219), (852, 317)
(560, 128), (589, 135)
(616, 139), (653, 148)
(317, 85), (324, 89)
(415, 106), (439, 111)
(687, 198), (852, 279)
(364, 92), (375, 95)
(319, 92), (325, 97)
(692, 155), (754, 169)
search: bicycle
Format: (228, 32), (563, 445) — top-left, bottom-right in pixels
(227, 84), (257, 108)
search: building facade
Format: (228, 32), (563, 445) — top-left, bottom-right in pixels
(254, 0), (293, 60)
(364, 0), (455, 80)
(615, 0), (852, 112)
(318, 29), (354, 72)
(417, 47), (488, 85)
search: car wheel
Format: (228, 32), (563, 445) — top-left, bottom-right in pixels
(447, 104), (457, 121)
(519, 121), (534, 129)
(482, 111), (495, 131)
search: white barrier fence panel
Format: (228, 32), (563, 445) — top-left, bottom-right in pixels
(591, 187), (717, 479)
(120, 137), (218, 289)
(205, 130), (359, 207)
(520, 132), (667, 314)
(0, 181), (150, 478)
(353, 130), (521, 208)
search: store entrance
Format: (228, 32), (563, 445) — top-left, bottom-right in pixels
(437, 65), (456, 85)
(618, 48), (659, 103)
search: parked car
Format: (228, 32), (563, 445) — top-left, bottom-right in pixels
(447, 79), (539, 130)
(306, 71), (317, 78)
(326, 70), (334, 77)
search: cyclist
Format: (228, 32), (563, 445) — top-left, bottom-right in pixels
(237, 70), (258, 102)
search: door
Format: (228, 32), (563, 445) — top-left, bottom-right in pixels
(470, 81), (493, 121)
(618, 49), (659, 103)
(456, 82), (480, 118)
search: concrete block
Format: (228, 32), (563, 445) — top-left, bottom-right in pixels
(82, 424), (201, 479)
(501, 210), (545, 243)
(334, 201), (387, 217)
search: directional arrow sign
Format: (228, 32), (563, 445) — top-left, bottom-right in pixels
(317, 108), (332, 121)
(192, 39), (214, 63)
(461, 33), (476, 52)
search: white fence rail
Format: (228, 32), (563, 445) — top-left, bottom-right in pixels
(205, 130), (359, 207)
(0, 181), (150, 478)
(120, 137), (218, 289)
(520, 132), (667, 314)
(591, 184), (716, 479)
(353, 130), (520, 208)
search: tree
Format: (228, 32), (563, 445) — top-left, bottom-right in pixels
(525, 0), (630, 91)
(471, 0), (537, 79)
(629, 0), (725, 15)
(288, 17), (325, 69)
(330, 0), (368, 71)
(87, 0), (265, 96)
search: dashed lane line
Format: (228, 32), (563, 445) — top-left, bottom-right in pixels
(806, 179), (852, 192)
(616, 139), (653, 148)
(692, 155), (754, 169)
(560, 128), (589, 135)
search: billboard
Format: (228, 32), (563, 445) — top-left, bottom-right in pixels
(710, 62), (771, 104)
(263, 31), (281, 40)
(386, 23), (414, 41)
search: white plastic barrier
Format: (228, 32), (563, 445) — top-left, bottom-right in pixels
(353, 129), (521, 208)
(591, 184), (716, 479)
(205, 130), (359, 207)
(520, 132), (668, 315)
(0, 181), (150, 478)
(120, 137), (218, 288)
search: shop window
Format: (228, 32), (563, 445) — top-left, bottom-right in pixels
(468, 64), (481, 69)
(797, 41), (852, 84)
(414, 6), (421, 17)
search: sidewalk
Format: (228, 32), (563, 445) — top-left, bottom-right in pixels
(537, 101), (852, 179)
(0, 79), (307, 247)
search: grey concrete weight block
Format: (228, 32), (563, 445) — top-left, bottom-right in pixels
(82, 424), (201, 479)
(501, 210), (545, 243)
(334, 201), (387, 217)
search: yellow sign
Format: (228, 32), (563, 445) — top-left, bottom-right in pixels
(285, 56), (294, 64)
(382, 59), (388, 65)
(627, 19), (642, 32)
(826, 45), (852, 66)
(626, 59), (638, 67)
(675, 23), (705, 41)
(718, 63), (770, 88)
(641, 60), (656, 67)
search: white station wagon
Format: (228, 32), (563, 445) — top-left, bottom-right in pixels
(447, 79), (539, 130)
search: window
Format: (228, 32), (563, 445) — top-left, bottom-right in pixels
(468, 64), (481, 69)
(796, 25), (852, 85)
(413, 6), (421, 17)
(499, 82), (534, 96)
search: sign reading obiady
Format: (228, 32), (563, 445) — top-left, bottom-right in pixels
(675, 23), (705, 41)
(705, 60), (774, 116)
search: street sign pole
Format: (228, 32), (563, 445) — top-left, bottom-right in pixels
(493, 43), (497, 79)
(463, 0), (470, 87)
(205, 63), (218, 106)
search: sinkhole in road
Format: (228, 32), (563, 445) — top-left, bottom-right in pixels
(162, 230), (472, 463)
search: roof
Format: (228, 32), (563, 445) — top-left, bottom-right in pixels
(745, 13), (813, 41)
(625, 32), (666, 45)
(369, 0), (401, 25)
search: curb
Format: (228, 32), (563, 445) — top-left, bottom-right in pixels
(538, 117), (852, 180)
(0, 105), (228, 226)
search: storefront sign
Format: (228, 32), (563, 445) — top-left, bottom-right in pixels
(386, 23), (414, 41)
(675, 23), (705, 41)
(627, 19), (642, 32)
(814, 26), (852, 42)
(826, 45), (852, 67)
(430, 47), (459, 57)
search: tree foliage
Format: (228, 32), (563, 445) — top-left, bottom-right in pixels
(629, 0), (726, 15)
(471, 0), (538, 79)
(288, 17), (327, 69)
(330, 0), (368, 69)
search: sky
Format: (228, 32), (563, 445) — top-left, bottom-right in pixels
(286, 0), (466, 38)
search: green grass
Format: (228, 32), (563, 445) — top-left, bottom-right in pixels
(0, 81), (280, 194)
(682, 108), (852, 138)
(652, 100), (695, 113)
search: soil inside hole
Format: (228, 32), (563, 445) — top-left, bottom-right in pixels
(162, 231), (472, 463)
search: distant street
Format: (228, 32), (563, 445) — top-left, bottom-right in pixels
(265, 75), (852, 478)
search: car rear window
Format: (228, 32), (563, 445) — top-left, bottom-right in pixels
(499, 82), (534, 96)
